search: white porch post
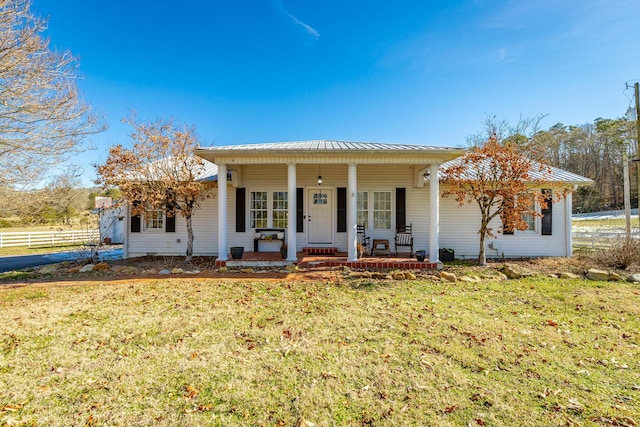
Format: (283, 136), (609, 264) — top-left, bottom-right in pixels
(429, 163), (440, 263)
(287, 163), (297, 261)
(347, 163), (358, 261)
(217, 163), (228, 261)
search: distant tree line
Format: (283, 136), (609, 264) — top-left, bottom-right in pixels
(0, 174), (120, 228)
(531, 118), (638, 213)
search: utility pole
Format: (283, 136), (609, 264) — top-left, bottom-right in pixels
(635, 82), (640, 226)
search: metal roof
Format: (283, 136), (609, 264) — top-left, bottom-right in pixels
(440, 158), (593, 186)
(193, 141), (592, 186)
(196, 140), (463, 153)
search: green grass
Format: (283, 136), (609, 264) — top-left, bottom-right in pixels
(0, 276), (638, 426)
(573, 217), (640, 230)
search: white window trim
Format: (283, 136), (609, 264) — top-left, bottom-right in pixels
(514, 197), (540, 235)
(249, 189), (289, 229)
(142, 205), (165, 233)
(357, 190), (393, 231)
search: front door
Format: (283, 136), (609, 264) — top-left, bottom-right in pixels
(308, 188), (332, 244)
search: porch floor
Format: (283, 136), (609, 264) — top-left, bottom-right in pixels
(216, 251), (440, 270)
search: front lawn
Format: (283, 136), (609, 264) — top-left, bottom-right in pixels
(1, 276), (638, 426)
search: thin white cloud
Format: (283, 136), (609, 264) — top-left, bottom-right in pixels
(274, 1), (319, 39)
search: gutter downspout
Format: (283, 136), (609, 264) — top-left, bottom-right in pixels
(565, 187), (575, 257)
(123, 203), (130, 259)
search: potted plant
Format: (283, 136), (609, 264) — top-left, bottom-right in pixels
(280, 244), (288, 259)
(230, 246), (244, 260)
(415, 250), (426, 262)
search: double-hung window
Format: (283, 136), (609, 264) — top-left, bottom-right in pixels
(357, 190), (392, 230)
(502, 194), (538, 234)
(250, 191), (268, 228)
(143, 204), (164, 231)
(521, 198), (537, 233)
(272, 191), (288, 228)
(250, 191), (288, 228)
(373, 191), (392, 230)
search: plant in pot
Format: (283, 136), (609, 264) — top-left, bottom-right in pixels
(280, 244), (288, 259)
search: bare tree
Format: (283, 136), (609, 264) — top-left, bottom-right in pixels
(0, 0), (104, 188)
(95, 116), (213, 262)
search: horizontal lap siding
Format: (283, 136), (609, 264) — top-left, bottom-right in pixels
(493, 196), (567, 257)
(439, 196), (483, 258)
(127, 196), (218, 257)
(440, 193), (569, 259)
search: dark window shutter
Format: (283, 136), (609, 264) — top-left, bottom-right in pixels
(337, 187), (346, 232)
(165, 192), (176, 233)
(130, 201), (141, 233)
(236, 188), (246, 232)
(541, 189), (553, 235)
(502, 196), (514, 235)
(296, 188), (304, 233)
(165, 209), (176, 233)
(396, 188), (406, 229)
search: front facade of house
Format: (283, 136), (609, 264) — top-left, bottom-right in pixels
(122, 141), (592, 263)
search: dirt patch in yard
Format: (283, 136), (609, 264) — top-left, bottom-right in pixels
(1, 252), (636, 290)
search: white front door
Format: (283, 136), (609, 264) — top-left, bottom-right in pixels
(308, 188), (333, 244)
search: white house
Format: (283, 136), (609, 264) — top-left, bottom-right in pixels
(121, 141), (592, 265)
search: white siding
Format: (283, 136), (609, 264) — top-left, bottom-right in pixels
(440, 192), (570, 259)
(125, 164), (573, 260)
(126, 195), (218, 258)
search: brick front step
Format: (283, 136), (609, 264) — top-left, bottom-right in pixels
(302, 247), (338, 255)
(298, 259), (438, 270)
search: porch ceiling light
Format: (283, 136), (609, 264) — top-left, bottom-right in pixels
(317, 175), (323, 185)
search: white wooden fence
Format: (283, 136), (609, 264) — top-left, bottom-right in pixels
(573, 230), (640, 250)
(0, 230), (100, 248)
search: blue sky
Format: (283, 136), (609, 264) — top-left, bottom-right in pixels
(32, 0), (640, 186)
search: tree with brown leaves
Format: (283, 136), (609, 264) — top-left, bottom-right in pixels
(0, 0), (104, 188)
(95, 116), (212, 262)
(441, 135), (554, 266)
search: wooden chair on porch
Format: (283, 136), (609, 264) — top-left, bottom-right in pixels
(356, 224), (370, 256)
(394, 224), (413, 257)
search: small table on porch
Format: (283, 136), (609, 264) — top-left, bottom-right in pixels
(371, 239), (390, 256)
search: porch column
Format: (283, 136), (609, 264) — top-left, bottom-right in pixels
(347, 163), (358, 261)
(217, 163), (228, 261)
(429, 162), (440, 263)
(287, 163), (297, 261)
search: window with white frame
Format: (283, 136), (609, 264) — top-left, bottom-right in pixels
(521, 198), (537, 233)
(143, 204), (164, 231)
(373, 191), (392, 230)
(357, 191), (368, 229)
(250, 191), (289, 228)
(250, 191), (268, 228)
(272, 191), (288, 228)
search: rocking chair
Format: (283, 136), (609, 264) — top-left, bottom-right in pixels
(394, 224), (414, 257)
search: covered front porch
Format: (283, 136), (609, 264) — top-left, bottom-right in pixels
(194, 141), (467, 266)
